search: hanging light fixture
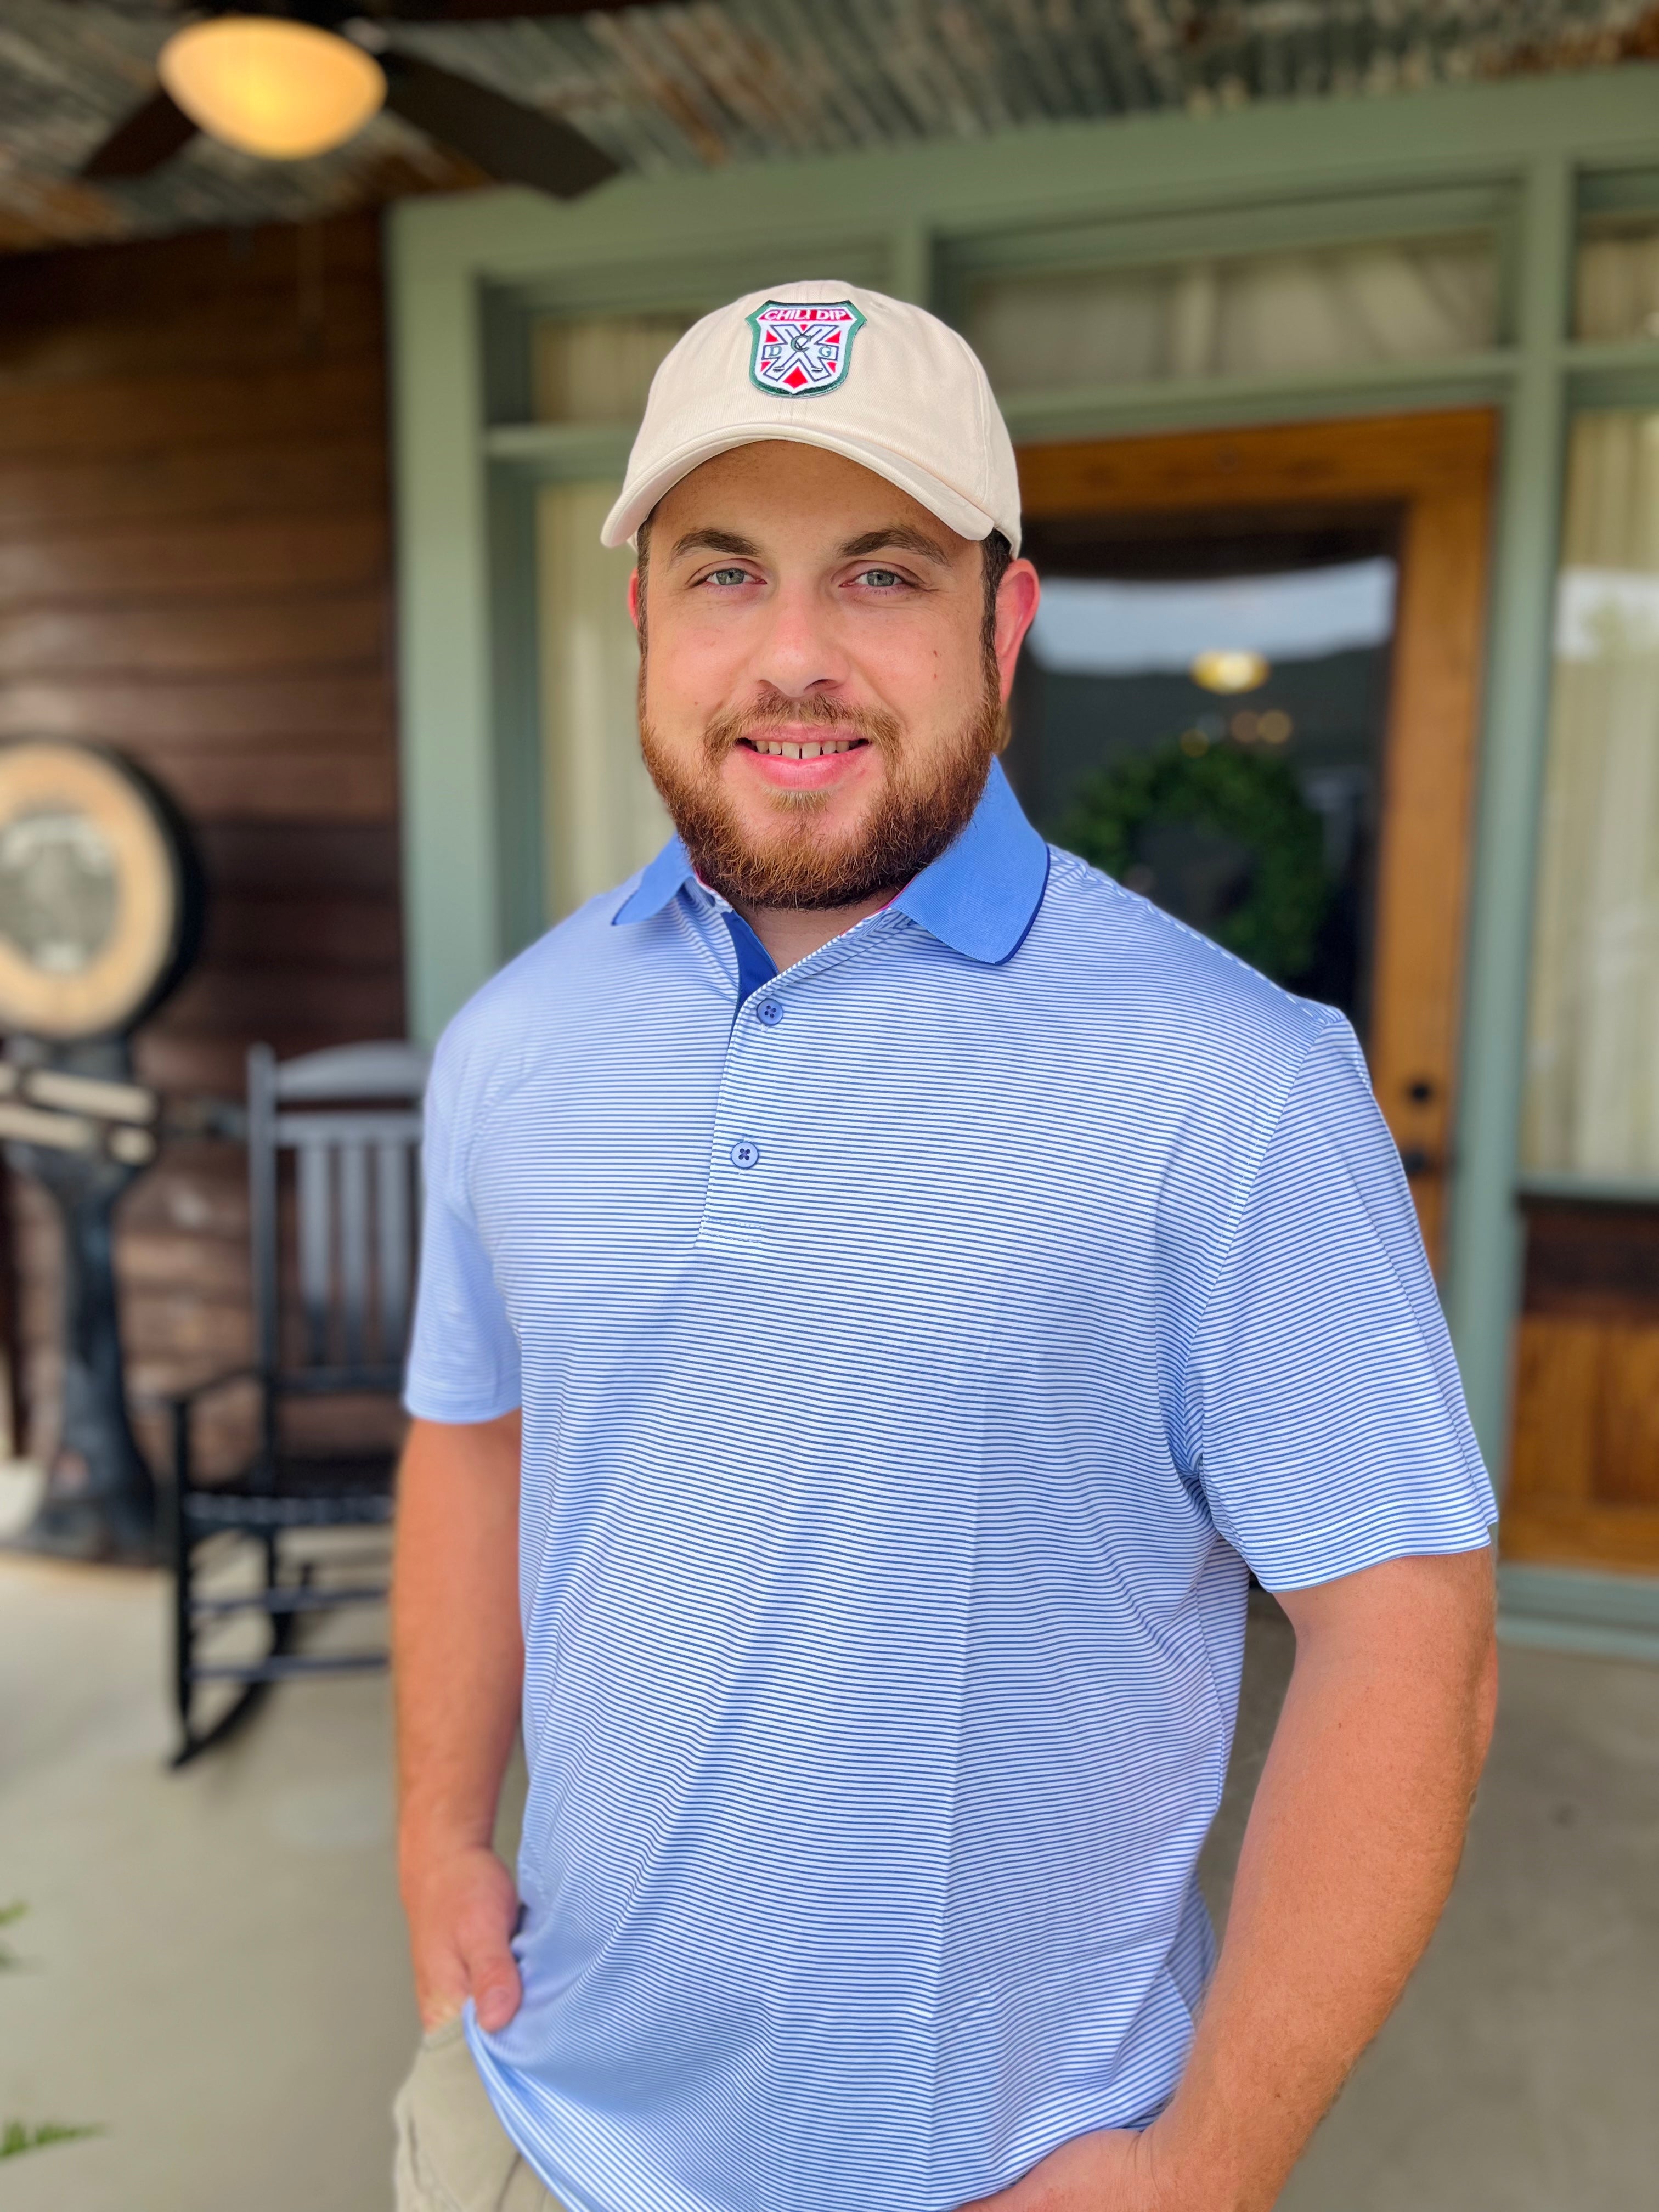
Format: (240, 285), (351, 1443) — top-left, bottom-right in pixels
(1190, 647), (1270, 695)
(158, 14), (386, 162)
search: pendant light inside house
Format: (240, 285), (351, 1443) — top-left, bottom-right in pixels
(1190, 647), (1270, 695)
(158, 15), (386, 161)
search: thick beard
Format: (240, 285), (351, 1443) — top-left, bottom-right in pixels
(639, 677), (1003, 912)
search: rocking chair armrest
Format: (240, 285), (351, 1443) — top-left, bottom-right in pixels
(151, 1368), (272, 1490)
(152, 1365), (269, 1415)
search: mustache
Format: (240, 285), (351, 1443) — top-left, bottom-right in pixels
(702, 691), (903, 761)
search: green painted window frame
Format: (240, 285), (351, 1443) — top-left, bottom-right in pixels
(387, 64), (1659, 1493)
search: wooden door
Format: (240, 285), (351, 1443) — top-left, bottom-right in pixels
(1018, 410), (1497, 1268)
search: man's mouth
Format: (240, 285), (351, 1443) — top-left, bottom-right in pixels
(738, 736), (869, 760)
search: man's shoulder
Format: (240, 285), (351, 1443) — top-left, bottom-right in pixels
(428, 875), (653, 1097)
(1034, 846), (1336, 1076)
(1030, 852), (1379, 1276)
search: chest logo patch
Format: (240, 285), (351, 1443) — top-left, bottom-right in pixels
(747, 300), (865, 396)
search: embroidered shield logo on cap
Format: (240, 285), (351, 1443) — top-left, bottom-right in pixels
(747, 300), (865, 396)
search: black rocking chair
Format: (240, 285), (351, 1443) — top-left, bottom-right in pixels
(167, 1039), (428, 1765)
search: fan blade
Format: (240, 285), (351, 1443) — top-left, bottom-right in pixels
(81, 88), (199, 179)
(378, 3), (673, 19)
(381, 53), (619, 198)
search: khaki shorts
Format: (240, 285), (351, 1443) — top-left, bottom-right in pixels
(393, 2017), (567, 2212)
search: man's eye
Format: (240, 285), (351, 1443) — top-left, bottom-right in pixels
(703, 567), (752, 587)
(856, 568), (905, 589)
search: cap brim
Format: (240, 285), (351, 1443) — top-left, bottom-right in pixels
(600, 423), (1010, 551)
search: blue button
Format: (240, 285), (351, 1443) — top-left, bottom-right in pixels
(729, 1138), (761, 1171)
(754, 998), (784, 1028)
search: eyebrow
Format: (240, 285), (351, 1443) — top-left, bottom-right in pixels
(669, 528), (761, 563)
(839, 525), (953, 566)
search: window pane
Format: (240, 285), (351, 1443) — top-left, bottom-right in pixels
(537, 481), (670, 918)
(1012, 521), (1396, 1034)
(533, 313), (691, 424)
(1575, 218), (1659, 342)
(1523, 413), (1659, 1180)
(967, 236), (1497, 398)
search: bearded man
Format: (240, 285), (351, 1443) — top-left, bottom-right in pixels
(391, 283), (1497, 2212)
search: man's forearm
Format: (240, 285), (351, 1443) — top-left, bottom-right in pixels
(1148, 1550), (1497, 2211)
(392, 1411), (525, 1873)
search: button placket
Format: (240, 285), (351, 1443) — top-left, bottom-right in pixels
(698, 933), (783, 1240)
(715, 987), (774, 1188)
(695, 909), (903, 1248)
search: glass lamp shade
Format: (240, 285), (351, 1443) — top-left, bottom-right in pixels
(1191, 648), (1270, 695)
(158, 16), (386, 160)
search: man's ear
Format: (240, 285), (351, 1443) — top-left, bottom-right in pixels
(628, 568), (644, 631)
(992, 560), (1041, 702)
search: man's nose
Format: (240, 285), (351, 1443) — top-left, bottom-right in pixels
(748, 578), (848, 699)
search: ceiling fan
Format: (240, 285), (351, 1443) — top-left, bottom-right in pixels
(81, 2), (673, 198)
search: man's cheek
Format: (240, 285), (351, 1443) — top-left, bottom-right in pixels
(644, 674), (723, 751)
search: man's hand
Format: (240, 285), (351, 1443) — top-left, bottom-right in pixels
(958, 2126), (1171, 2212)
(402, 1841), (523, 2033)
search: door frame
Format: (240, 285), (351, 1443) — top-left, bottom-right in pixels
(1019, 410), (1498, 1267)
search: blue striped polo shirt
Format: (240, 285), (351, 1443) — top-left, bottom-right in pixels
(405, 758), (1494, 2212)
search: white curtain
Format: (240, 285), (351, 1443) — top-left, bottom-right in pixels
(1523, 413), (1659, 1180)
(967, 236), (1496, 396)
(537, 481), (672, 920)
(532, 314), (687, 920)
(1576, 224), (1659, 343)
(534, 313), (691, 422)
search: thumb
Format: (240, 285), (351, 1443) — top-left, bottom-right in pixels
(461, 1918), (522, 2034)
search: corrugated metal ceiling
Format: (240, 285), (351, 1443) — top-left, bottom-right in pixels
(1, 0), (1655, 255)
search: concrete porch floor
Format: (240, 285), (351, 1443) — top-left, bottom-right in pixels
(2, 1545), (1656, 2212)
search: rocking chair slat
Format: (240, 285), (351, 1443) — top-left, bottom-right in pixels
(337, 1142), (370, 1369)
(297, 1142), (334, 1368)
(376, 1141), (411, 1363)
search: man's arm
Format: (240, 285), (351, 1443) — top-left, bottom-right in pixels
(968, 1545), (1497, 2212)
(393, 1409), (526, 2033)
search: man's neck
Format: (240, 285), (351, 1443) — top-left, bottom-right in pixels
(731, 890), (899, 972)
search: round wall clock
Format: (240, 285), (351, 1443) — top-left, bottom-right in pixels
(0, 741), (199, 1040)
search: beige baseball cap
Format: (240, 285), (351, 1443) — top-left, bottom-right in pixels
(600, 279), (1021, 555)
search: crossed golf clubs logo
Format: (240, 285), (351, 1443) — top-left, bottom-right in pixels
(747, 300), (866, 396)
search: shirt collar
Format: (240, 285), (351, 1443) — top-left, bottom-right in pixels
(611, 758), (1049, 967)
(612, 825), (698, 929)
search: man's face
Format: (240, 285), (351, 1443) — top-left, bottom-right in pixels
(630, 442), (1039, 911)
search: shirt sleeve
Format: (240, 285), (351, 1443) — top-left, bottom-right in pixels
(1188, 1013), (1496, 1591)
(403, 1045), (522, 1424)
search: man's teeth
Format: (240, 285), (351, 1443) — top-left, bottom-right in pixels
(750, 738), (860, 759)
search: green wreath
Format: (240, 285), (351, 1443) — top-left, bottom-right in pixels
(1058, 742), (1330, 985)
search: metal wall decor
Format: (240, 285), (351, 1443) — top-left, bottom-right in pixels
(0, 741), (204, 1563)
(0, 740), (192, 1040)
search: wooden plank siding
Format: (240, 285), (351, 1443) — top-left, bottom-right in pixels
(0, 213), (404, 1474)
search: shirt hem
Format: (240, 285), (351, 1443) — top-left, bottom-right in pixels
(402, 1386), (523, 1425)
(1250, 1514), (1497, 1595)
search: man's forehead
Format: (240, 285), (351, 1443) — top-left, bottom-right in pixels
(654, 441), (972, 560)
